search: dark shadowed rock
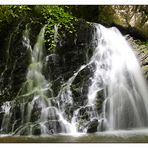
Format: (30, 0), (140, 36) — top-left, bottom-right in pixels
(87, 119), (99, 133)
(32, 124), (41, 136)
(45, 120), (67, 134)
(0, 112), (4, 129)
(0, 20), (43, 105)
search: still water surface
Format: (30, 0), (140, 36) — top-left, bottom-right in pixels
(1, 129), (148, 143)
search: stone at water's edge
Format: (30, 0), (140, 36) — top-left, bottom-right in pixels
(87, 119), (99, 133)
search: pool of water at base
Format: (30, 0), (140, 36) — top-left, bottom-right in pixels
(1, 129), (148, 143)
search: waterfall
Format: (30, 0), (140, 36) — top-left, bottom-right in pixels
(0, 25), (74, 135)
(17, 25), (75, 135)
(87, 24), (148, 131)
(0, 23), (148, 136)
(57, 23), (148, 133)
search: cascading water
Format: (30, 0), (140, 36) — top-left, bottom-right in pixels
(0, 22), (148, 136)
(87, 24), (148, 131)
(18, 25), (75, 135)
(57, 23), (148, 133)
(0, 25), (75, 136)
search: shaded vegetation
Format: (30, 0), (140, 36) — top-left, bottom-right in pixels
(0, 6), (76, 52)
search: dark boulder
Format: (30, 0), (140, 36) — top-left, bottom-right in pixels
(44, 120), (67, 134)
(87, 119), (99, 133)
(32, 124), (41, 136)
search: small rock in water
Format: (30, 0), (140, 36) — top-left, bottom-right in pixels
(87, 119), (99, 133)
(32, 124), (41, 136)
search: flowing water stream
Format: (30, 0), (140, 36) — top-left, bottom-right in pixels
(0, 23), (148, 138)
(87, 24), (148, 131)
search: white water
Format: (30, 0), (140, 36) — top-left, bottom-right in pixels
(62, 23), (148, 132)
(87, 24), (148, 130)
(0, 102), (11, 133)
(56, 65), (87, 134)
(21, 26), (75, 135)
(0, 25), (75, 135)
(48, 23), (148, 133)
(0, 23), (148, 136)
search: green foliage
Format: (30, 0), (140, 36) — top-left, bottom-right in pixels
(0, 6), (32, 34)
(0, 6), (76, 52)
(40, 6), (76, 52)
(0, 6), (31, 25)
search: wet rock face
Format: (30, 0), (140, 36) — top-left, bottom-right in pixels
(71, 64), (95, 109)
(0, 23), (29, 104)
(54, 20), (97, 80)
(43, 20), (102, 132)
(0, 21), (43, 105)
(44, 54), (62, 96)
(45, 120), (67, 134)
(0, 98), (65, 135)
(71, 105), (101, 132)
(46, 19), (98, 98)
(46, 20), (100, 122)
